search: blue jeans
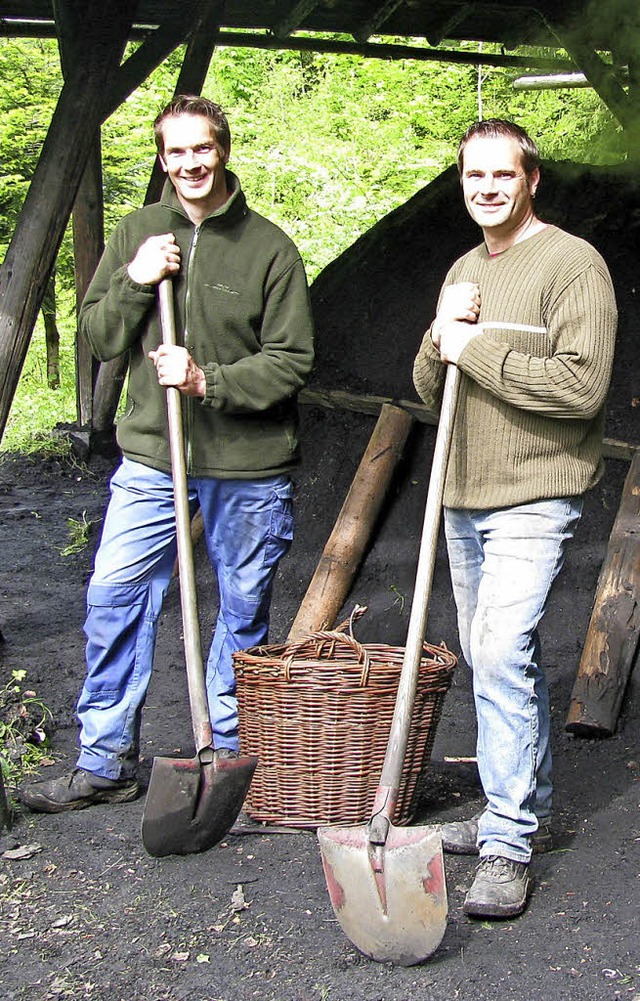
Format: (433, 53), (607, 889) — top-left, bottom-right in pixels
(444, 496), (583, 863)
(76, 458), (294, 780)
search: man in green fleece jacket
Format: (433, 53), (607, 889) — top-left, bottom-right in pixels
(22, 95), (314, 814)
(413, 120), (616, 918)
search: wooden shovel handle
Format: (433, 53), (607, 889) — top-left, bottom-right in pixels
(158, 279), (213, 758)
(371, 364), (461, 833)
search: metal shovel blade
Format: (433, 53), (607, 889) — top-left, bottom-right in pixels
(318, 822), (447, 966)
(141, 752), (258, 857)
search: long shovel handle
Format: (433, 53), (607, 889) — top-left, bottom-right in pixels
(370, 363), (461, 836)
(158, 278), (214, 760)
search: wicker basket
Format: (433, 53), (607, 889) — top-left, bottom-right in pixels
(234, 624), (456, 828)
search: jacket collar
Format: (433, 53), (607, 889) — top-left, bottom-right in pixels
(160, 169), (247, 226)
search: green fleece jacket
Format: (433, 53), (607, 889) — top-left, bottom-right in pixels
(413, 225), (617, 509)
(80, 172), (315, 478)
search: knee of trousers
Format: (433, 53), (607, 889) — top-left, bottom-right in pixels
(469, 625), (536, 689)
(86, 579), (166, 618)
(84, 581), (163, 690)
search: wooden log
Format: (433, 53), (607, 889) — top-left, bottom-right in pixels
(565, 450), (640, 736)
(286, 403), (414, 642)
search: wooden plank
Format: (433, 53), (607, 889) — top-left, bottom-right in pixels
(565, 450), (640, 736)
(299, 386), (638, 462)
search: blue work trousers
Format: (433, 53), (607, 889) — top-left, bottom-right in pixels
(76, 458), (294, 780)
(444, 496), (583, 863)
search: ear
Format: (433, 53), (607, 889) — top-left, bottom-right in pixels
(158, 153), (168, 174)
(528, 166), (540, 198)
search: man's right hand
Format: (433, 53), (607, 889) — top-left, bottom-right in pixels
(127, 233), (181, 285)
(431, 281), (480, 349)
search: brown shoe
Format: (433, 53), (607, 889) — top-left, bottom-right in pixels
(463, 855), (531, 919)
(441, 810), (552, 855)
(20, 768), (139, 814)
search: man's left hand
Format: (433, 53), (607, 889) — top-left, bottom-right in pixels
(148, 345), (206, 398)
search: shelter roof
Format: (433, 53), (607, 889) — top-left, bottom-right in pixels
(0, 1), (630, 60)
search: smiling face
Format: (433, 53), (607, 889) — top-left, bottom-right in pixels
(461, 135), (540, 250)
(158, 113), (230, 222)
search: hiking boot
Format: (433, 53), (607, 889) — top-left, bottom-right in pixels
(19, 768), (140, 814)
(441, 810), (552, 855)
(463, 855), (531, 919)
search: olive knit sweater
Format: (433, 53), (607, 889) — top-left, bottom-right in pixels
(413, 225), (617, 509)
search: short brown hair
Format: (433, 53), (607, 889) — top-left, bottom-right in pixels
(153, 95), (231, 155)
(457, 119), (540, 177)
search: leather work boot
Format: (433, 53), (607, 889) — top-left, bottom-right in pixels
(19, 768), (140, 814)
(463, 855), (531, 918)
(441, 809), (552, 855)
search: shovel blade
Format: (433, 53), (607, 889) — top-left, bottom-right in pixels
(318, 823), (447, 966)
(141, 752), (258, 857)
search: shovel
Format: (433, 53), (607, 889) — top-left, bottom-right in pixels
(141, 279), (258, 858)
(317, 362), (461, 966)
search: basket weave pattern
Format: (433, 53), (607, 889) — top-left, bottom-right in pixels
(234, 629), (457, 828)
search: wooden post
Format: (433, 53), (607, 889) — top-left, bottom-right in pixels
(0, 1), (133, 444)
(73, 137), (104, 427)
(565, 450), (640, 736)
(287, 404), (414, 642)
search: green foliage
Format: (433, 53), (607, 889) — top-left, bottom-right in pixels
(0, 669), (53, 791)
(1, 313), (78, 452)
(60, 510), (93, 557)
(0, 35), (627, 453)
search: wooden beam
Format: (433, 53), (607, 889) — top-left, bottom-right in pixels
(55, 1), (106, 427)
(102, 1), (207, 124)
(550, 21), (640, 155)
(197, 32), (576, 71)
(0, 1), (132, 444)
(565, 450), (640, 736)
(299, 385), (638, 462)
(353, 0), (405, 44)
(91, 0), (225, 435)
(0, 19), (579, 70)
(73, 138), (104, 427)
(274, 0), (319, 40)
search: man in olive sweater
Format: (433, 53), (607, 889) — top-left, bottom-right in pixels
(22, 96), (314, 813)
(413, 120), (617, 918)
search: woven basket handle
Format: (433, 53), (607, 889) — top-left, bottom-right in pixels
(333, 603), (368, 636)
(282, 625), (371, 687)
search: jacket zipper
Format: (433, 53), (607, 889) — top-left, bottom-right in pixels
(183, 224), (200, 472)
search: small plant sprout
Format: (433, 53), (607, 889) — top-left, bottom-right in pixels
(60, 509), (93, 557)
(0, 669), (54, 792)
(389, 583), (406, 612)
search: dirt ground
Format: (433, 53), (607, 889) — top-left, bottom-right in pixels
(0, 163), (639, 1001)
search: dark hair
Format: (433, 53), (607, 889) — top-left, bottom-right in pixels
(457, 119), (540, 177)
(153, 95), (231, 155)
